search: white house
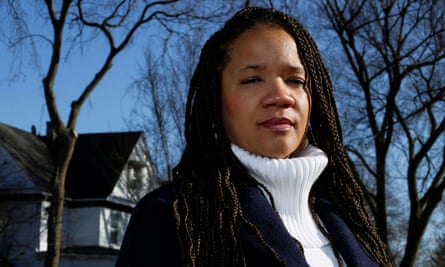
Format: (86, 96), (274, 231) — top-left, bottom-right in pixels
(0, 122), (157, 267)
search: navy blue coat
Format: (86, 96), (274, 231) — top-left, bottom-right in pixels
(115, 184), (379, 266)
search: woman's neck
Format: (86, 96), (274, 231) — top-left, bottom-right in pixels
(231, 144), (329, 248)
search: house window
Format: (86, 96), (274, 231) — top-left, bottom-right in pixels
(109, 211), (122, 246)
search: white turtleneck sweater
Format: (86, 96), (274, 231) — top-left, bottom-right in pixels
(231, 144), (341, 267)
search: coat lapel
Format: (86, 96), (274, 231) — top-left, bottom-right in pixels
(239, 185), (379, 267)
(239, 185), (309, 266)
(316, 197), (379, 267)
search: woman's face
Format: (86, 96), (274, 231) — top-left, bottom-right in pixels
(221, 25), (310, 158)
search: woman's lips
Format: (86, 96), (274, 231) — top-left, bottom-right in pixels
(259, 118), (293, 131)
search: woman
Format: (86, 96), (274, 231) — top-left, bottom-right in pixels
(116, 7), (392, 267)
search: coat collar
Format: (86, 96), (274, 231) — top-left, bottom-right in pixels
(315, 197), (379, 267)
(239, 184), (309, 266)
(239, 184), (379, 267)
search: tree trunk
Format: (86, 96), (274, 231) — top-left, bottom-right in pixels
(44, 129), (77, 267)
(399, 216), (422, 267)
(375, 147), (388, 243)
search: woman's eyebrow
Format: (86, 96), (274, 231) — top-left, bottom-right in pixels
(288, 65), (305, 74)
(239, 64), (264, 72)
(238, 64), (305, 74)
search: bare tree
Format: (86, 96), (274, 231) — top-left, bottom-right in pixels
(319, 0), (445, 266)
(2, 1), (204, 266)
(128, 0), (311, 182)
(127, 1), (242, 181)
(129, 34), (201, 181)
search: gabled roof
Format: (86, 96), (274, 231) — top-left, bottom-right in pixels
(0, 123), (54, 191)
(64, 131), (143, 199)
(0, 122), (144, 199)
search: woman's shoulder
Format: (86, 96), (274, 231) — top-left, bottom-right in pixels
(122, 182), (177, 244)
(142, 182), (174, 201)
(116, 183), (181, 266)
(134, 183), (175, 213)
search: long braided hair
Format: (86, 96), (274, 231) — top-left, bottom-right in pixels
(172, 7), (392, 267)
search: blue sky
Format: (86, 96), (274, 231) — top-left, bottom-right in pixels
(0, 1), (231, 137)
(0, 8), (158, 136)
(0, 49), (137, 135)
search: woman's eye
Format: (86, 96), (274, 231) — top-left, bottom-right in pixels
(240, 77), (263, 85)
(287, 78), (305, 87)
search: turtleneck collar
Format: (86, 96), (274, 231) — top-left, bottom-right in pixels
(231, 144), (329, 248)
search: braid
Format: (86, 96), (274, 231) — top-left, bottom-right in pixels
(289, 16), (392, 265)
(173, 26), (249, 265)
(173, 6), (391, 267)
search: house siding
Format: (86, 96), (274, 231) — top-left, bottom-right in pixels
(66, 207), (101, 246)
(2, 205), (121, 267)
(0, 200), (44, 267)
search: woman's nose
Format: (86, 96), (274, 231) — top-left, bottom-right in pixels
(262, 80), (296, 108)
